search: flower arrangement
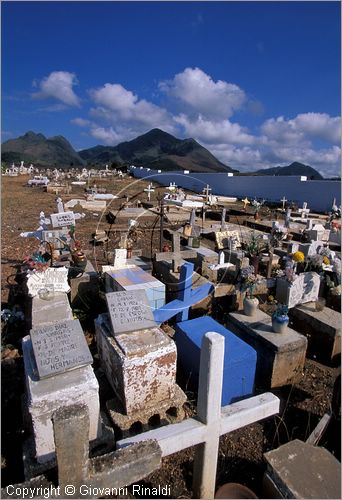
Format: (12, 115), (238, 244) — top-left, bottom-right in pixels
(292, 251), (305, 263)
(243, 232), (267, 257)
(284, 265), (297, 283)
(270, 224), (287, 247)
(272, 303), (289, 319)
(22, 252), (50, 272)
(323, 256), (330, 265)
(237, 265), (258, 298)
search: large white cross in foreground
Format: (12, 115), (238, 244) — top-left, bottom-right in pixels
(117, 332), (280, 499)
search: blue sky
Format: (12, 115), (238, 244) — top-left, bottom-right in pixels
(2, 1), (341, 175)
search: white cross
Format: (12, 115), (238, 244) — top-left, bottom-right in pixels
(117, 332), (279, 499)
(20, 211), (51, 240)
(280, 196), (287, 210)
(203, 184), (212, 202)
(144, 183), (155, 201)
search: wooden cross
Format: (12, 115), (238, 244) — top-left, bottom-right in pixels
(144, 183), (155, 202)
(242, 197), (250, 210)
(203, 184), (212, 202)
(280, 196), (287, 210)
(118, 332), (280, 499)
(1, 405), (162, 499)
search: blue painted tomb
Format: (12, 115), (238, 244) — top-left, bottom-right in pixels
(175, 316), (257, 406)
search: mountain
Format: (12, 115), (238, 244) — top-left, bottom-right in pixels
(1, 131), (85, 167)
(255, 162), (323, 180)
(79, 128), (236, 173)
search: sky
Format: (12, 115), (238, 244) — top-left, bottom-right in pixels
(2, 1), (341, 176)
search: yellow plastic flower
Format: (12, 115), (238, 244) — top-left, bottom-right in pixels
(323, 256), (330, 265)
(293, 251), (305, 263)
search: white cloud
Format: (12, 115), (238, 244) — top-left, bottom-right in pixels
(159, 67), (246, 119)
(71, 117), (93, 127)
(260, 112), (340, 145)
(175, 114), (254, 146)
(32, 71), (80, 107)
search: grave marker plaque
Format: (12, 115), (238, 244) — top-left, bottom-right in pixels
(27, 267), (70, 297)
(106, 290), (156, 335)
(30, 319), (93, 379)
(50, 211), (75, 228)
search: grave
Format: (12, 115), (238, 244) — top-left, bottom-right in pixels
(3, 405), (162, 499)
(276, 272), (320, 308)
(263, 440), (341, 499)
(289, 302), (341, 364)
(95, 290), (186, 431)
(175, 316), (257, 405)
(118, 332), (280, 499)
(22, 319), (101, 464)
(30, 292), (73, 329)
(229, 309), (307, 388)
(215, 230), (241, 251)
(104, 265), (165, 311)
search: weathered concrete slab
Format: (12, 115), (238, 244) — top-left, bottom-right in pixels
(95, 313), (178, 415)
(229, 310), (307, 388)
(290, 302), (341, 364)
(22, 335), (101, 464)
(31, 292), (73, 328)
(263, 439), (341, 499)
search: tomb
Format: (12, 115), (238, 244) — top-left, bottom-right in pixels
(30, 292), (73, 329)
(22, 319), (101, 465)
(229, 309), (307, 388)
(104, 265), (165, 311)
(263, 440), (341, 499)
(289, 302), (341, 364)
(276, 272), (320, 308)
(95, 290), (186, 431)
(175, 316), (257, 405)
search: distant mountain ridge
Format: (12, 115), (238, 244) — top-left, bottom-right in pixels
(255, 162), (323, 180)
(1, 131), (85, 167)
(78, 128), (236, 173)
(1, 130), (324, 179)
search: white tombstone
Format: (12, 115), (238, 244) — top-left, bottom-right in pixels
(113, 248), (128, 269)
(218, 251), (225, 265)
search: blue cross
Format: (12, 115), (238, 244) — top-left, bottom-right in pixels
(153, 262), (213, 324)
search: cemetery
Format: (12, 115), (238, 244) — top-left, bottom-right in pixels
(1, 170), (341, 499)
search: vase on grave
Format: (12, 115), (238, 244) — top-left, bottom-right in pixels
(286, 233), (293, 241)
(251, 256), (260, 275)
(243, 297), (259, 316)
(272, 315), (289, 333)
(71, 250), (87, 269)
(215, 483), (258, 499)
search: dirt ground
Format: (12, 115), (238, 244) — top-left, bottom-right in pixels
(1, 175), (340, 498)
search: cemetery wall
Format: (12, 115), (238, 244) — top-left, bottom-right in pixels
(131, 169), (341, 212)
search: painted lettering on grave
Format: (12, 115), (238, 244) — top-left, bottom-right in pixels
(50, 211), (75, 228)
(106, 290), (156, 335)
(30, 319), (93, 379)
(27, 267), (70, 297)
(215, 230), (241, 250)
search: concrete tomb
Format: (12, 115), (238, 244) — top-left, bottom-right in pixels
(276, 272), (320, 309)
(22, 319), (101, 464)
(95, 289), (185, 429)
(229, 309), (307, 388)
(175, 316), (257, 405)
(263, 439), (341, 499)
(289, 301), (341, 364)
(104, 265), (165, 311)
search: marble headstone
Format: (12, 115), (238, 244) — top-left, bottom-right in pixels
(27, 267), (70, 297)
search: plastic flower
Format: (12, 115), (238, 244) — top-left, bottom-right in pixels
(293, 251), (305, 263)
(331, 285), (341, 296)
(323, 256), (330, 265)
